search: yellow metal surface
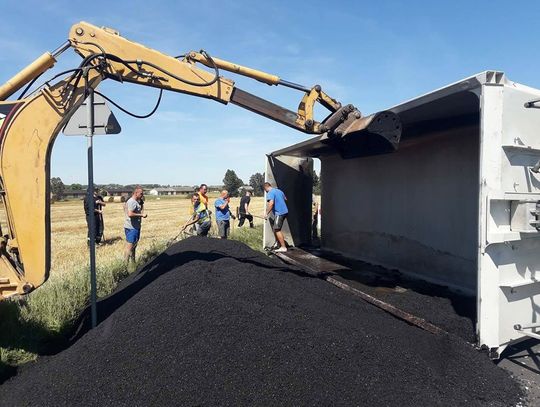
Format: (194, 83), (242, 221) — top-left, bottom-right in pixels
(0, 72), (103, 298)
(318, 90), (341, 112)
(69, 22), (235, 103)
(297, 88), (341, 133)
(0, 256), (22, 297)
(297, 88), (319, 129)
(187, 51), (280, 85)
(0, 52), (56, 101)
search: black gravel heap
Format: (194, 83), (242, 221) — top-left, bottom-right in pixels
(319, 251), (478, 342)
(0, 238), (523, 406)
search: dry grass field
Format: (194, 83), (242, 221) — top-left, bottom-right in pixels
(50, 194), (266, 276)
(0, 194), (266, 375)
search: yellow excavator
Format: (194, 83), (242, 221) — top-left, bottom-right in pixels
(0, 22), (401, 299)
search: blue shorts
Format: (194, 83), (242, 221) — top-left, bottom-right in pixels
(124, 228), (141, 244)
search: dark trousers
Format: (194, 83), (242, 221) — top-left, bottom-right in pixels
(238, 213), (254, 228)
(86, 215), (104, 243)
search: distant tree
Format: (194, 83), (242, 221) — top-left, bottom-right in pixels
(223, 170), (244, 197)
(249, 172), (265, 196)
(50, 177), (65, 200)
(68, 183), (83, 191)
(310, 169), (321, 195)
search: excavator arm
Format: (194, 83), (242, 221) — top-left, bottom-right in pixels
(0, 21), (401, 298)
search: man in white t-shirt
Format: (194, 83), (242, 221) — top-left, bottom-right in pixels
(124, 186), (147, 263)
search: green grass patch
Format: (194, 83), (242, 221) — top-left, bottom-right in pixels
(0, 228), (261, 382)
(229, 224), (263, 252)
(0, 240), (166, 382)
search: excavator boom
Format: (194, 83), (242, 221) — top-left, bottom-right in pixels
(0, 22), (401, 298)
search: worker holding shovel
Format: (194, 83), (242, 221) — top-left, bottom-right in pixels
(238, 190), (254, 228)
(181, 193), (211, 237)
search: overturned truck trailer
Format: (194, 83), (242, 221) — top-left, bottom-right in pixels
(265, 71), (540, 357)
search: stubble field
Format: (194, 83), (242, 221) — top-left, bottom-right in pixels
(50, 194), (266, 276)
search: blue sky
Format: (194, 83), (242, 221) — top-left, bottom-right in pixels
(1, 0), (539, 186)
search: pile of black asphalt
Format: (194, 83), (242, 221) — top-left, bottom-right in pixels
(315, 250), (478, 342)
(0, 238), (523, 406)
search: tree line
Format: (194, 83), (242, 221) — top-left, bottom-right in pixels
(51, 168), (320, 199)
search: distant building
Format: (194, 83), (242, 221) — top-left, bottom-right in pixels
(148, 187), (193, 196)
(64, 189), (87, 199)
(238, 185), (254, 194)
(107, 188), (133, 197)
(207, 185), (223, 193)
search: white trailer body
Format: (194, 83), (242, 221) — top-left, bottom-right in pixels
(265, 71), (540, 357)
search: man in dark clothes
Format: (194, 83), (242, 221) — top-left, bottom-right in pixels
(84, 188), (106, 244)
(238, 190), (254, 228)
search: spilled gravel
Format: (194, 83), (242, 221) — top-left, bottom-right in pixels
(0, 238), (523, 406)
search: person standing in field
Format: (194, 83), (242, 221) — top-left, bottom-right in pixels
(185, 193), (199, 235)
(124, 186), (147, 263)
(198, 184), (209, 208)
(95, 189), (106, 243)
(193, 184), (210, 233)
(214, 190), (235, 239)
(264, 182), (288, 252)
(182, 193), (211, 236)
(238, 190), (254, 228)
(138, 190), (145, 209)
(84, 187), (106, 245)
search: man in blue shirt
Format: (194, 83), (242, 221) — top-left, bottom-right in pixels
(263, 182), (288, 252)
(214, 190), (236, 239)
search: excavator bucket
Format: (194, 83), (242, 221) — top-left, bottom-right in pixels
(324, 110), (402, 159)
